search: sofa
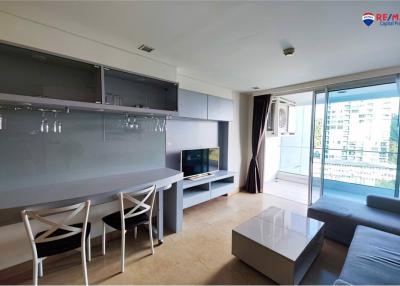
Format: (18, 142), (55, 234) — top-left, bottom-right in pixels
(308, 195), (400, 285)
(307, 195), (400, 245)
(334, 225), (400, 285)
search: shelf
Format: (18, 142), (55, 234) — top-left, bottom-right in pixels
(182, 170), (236, 189)
(211, 181), (233, 189)
(0, 43), (102, 104)
(210, 181), (235, 199)
(183, 188), (210, 209)
(0, 42), (178, 117)
(104, 68), (178, 112)
(0, 92), (178, 116)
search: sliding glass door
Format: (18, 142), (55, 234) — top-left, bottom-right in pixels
(309, 91), (327, 203)
(310, 76), (400, 202)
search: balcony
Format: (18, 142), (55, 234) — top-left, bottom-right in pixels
(265, 146), (396, 204)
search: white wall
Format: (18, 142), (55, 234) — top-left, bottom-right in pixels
(0, 10), (249, 270)
(263, 136), (281, 182)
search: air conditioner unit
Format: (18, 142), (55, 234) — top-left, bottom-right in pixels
(266, 98), (295, 136)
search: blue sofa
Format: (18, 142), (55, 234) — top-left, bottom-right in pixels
(334, 225), (400, 285)
(308, 195), (400, 285)
(307, 195), (400, 245)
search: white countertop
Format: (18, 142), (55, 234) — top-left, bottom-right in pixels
(233, 206), (324, 261)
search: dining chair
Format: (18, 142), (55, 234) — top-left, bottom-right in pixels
(101, 185), (156, 273)
(21, 200), (91, 285)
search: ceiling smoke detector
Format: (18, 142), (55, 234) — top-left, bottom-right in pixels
(138, 44), (155, 53)
(283, 47), (295, 56)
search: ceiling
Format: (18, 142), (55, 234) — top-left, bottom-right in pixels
(1, 1), (400, 92)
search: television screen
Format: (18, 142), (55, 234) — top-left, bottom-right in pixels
(181, 148), (219, 178)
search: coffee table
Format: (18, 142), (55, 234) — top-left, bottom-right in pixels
(232, 206), (324, 285)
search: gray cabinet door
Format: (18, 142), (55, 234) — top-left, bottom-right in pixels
(207, 95), (234, 121)
(178, 89), (208, 119)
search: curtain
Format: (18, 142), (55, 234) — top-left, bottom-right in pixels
(246, 94), (272, 193)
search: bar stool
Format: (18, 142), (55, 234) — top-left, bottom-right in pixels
(101, 185), (156, 273)
(21, 201), (91, 285)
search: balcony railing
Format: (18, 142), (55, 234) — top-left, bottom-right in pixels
(280, 146), (397, 190)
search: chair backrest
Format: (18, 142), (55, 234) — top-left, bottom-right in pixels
(21, 201), (91, 248)
(119, 185), (156, 229)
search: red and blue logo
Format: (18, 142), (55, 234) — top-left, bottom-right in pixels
(362, 12), (400, 27)
(362, 12), (375, 26)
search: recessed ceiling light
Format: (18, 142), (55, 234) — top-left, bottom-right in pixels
(252, 86), (260, 90)
(138, 44), (155, 53)
(283, 47), (295, 56)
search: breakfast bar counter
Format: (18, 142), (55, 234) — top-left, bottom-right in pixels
(0, 168), (184, 241)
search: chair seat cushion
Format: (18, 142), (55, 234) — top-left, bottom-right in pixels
(35, 223), (91, 258)
(102, 209), (149, 231)
(337, 225), (400, 285)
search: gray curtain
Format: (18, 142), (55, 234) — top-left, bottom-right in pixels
(246, 94), (271, 193)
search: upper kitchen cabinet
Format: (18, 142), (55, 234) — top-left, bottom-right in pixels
(104, 68), (178, 114)
(207, 95), (234, 121)
(0, 43), (102, 104)
(178, 89), (208, 120)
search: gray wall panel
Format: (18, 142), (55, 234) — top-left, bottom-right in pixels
(178, 89), (208, 119)
(208, 95), (234, 121)
(0, 109), (165, 192)
(165, 119), (218, 171)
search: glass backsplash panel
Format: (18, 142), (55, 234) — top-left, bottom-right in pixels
(0, 109), (166, 192)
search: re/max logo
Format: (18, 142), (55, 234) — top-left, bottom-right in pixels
(362, 12), (400, 27)
(375, 13), (399, 21)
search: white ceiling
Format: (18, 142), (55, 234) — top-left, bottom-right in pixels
(1, 1), (400, 92)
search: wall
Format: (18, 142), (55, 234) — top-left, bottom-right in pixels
(279, 105), (312, 176)
(263, 136), (281, 182)
(0, 11), (250, 270)
(166, 120), (219, 171)
(0, 110), (165, 192)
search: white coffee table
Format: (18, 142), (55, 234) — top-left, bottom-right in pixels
(232, 206), (325, 285)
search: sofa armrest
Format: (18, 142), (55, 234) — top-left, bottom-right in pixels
(367, 195), (400, 214)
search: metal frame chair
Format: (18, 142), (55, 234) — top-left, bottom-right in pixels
(102, 185), (156, 273)
(21, 201), (91, 285)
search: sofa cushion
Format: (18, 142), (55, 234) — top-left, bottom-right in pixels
(308, 196), (400, 245)
(351, 205), (400, 236)
(337, 225), (400, 285)
(307, 197), (364, 245)
(367, 195), (400, 214)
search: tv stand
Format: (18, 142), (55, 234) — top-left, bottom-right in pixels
(182, 170), (235, 209)
(187, 172), (215, 181)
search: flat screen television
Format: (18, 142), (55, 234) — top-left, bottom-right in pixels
(180, 147), (219, 178)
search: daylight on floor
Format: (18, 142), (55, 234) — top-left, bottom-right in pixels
(0, 1), (399, 286)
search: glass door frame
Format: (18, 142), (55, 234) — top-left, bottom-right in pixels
(308, 88), (328, 205)
(307, 91), (317, 205)
(308, 74), (400, 204)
